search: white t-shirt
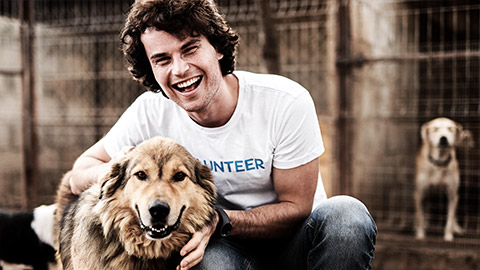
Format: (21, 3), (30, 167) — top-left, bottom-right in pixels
(104, 71), (326, 210)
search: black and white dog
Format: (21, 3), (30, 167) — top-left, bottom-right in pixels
(0, 204), (56, 270)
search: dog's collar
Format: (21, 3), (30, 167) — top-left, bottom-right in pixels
(428, 154), (452, 167)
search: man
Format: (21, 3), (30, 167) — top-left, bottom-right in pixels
(69, 0), (377, 269)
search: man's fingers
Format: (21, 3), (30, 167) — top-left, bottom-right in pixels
(180, 231), (202, 256)
(179, 230), (211, 269)
(180, 247), (205, 270)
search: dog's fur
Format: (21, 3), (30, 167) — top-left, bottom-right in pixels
(0, 205), (56, 270)
(414, 117), (474, 241)
(55, 137), (216, 270)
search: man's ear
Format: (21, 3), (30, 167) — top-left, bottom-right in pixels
(99, 159), (130, 199)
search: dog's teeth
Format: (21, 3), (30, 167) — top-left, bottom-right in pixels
(150, 225), (168, 233)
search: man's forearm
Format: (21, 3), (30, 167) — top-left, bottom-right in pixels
(70, 158), (111, 195)
(226, 201), (311, 239)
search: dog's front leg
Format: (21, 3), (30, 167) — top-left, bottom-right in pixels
(414, 188), (425, 240)
(444, 183), (462, 241)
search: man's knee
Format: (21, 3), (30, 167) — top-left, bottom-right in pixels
(311, 196), (377, 242)
(193, 239), (257, 270)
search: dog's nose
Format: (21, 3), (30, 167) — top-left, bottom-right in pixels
(439, 136), (449, 147)
(148, 200), (170, 221)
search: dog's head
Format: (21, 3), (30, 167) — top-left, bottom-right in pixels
(421, 117), (466, 149)
(97, 137), (216, 258)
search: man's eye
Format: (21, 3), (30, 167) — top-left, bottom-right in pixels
(172, 172), (186, 182)
(154, 58), (170, 66)
(184, 46), (198, 55)
(135, 171), (147, 181)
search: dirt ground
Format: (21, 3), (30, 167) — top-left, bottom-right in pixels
(373, 234), (480, 270)
(374, 249), (480, 270)
(0, 262), (57, 270)
(3, 235), (479, 270)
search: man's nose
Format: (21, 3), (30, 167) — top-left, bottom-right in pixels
(171, 56), (189, 76)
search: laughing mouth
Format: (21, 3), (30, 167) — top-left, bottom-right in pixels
(136, 205), (186, 239)
(172, 76), (202, 92)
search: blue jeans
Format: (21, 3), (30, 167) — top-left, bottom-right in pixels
(193, 196), (377, 270)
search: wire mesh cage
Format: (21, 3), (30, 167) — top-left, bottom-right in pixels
(346, 0), (480, 250)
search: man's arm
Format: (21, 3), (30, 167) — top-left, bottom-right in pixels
(178, 158), (319, 270)
(69, 138), (112, 195)
(227, 157), (319, 238)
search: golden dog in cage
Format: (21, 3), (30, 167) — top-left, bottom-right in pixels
(414, 117), (474, 241)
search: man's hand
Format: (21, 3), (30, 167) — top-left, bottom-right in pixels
(177, 212), (219, 270)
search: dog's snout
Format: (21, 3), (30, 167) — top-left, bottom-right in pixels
(439, 136), (449, 147)
(148, 200), (170, 221)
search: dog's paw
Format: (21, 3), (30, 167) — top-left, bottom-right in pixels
(415, 231), (425, 240)
(444, 233), (454, 241)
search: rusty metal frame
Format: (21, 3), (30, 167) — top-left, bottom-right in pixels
(19, 0), (38, 210)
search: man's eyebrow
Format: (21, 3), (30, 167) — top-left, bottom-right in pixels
(181, 39), (201, 51)
(149, 50), (168, 61)
(149, 39), (201, 61)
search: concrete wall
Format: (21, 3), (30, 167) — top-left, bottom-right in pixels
(0, 18), (23, 209)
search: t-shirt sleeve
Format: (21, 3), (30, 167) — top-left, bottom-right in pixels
(272, 90), (324, 169)
(103, 93), (153, 158)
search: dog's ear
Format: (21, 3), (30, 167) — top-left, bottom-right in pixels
(458, 129), (475, 148)
(99, 159), (129, 199)
(450, 121), (474, 148)
(194, 162), (216, 198)
(420, 121), (430, 142)
(453, 122), (464, 145)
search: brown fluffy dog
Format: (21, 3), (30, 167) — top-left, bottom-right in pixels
(55, 137), (216, 270)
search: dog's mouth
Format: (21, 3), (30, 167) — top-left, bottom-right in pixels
(135, 205), (186, 239)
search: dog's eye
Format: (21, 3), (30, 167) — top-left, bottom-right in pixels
(173, 172), (186, 182)
(134, 171), (147, 181)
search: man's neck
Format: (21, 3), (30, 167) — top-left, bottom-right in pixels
(189, 73), (239, 128)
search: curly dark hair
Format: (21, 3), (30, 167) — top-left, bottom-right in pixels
(120, 0), (239, 95)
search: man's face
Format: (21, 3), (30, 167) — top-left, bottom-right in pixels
(141, 28), (224, 114)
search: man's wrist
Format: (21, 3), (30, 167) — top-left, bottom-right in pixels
(214, 207), (232, 238)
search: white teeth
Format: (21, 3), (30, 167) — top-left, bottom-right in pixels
(149, 225), (168, 233)
(176, 76), (200, 89)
